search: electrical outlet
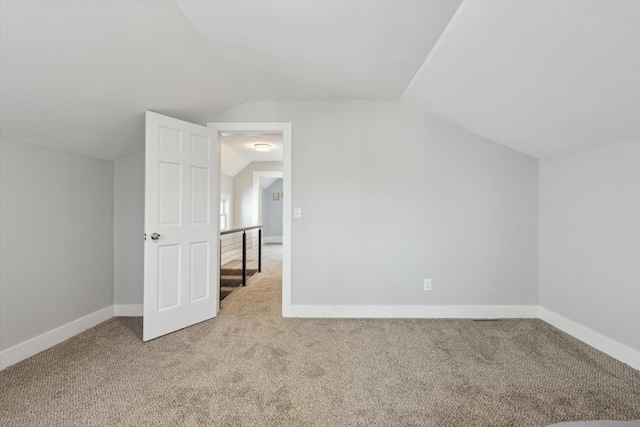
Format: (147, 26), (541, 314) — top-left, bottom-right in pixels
(424, 279), (432, 291)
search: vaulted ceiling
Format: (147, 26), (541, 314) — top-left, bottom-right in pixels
(1, 1), (637, 161)
(402, 0), (640, 159)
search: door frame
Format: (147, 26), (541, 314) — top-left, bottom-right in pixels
(253, 171), (284, 227)
(207, 122), (292, 315)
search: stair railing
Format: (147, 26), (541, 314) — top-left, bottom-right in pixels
(220, 225), (262, 288)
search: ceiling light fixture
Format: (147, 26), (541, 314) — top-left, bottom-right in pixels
(254, 143), (272, 152)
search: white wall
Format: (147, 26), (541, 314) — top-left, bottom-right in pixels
(233, 161), (283, 228)
(0, 136), (114, 351)
(221, 174), (233, 196)
(262, 178), (283, 240)
(114, 149), (144, 307)
(3, 103), (635, 368)
(208, 101), (539, 306)
(539, 139), (640, 354)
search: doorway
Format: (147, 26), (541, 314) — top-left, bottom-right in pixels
(253, 171), (283, 228)
(260, 176), (283, 244)
(208, 122), (292, 315)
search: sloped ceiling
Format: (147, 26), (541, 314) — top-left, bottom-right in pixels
(261, 177), (281, 190)
(221, 133), (283, 177)
(1, 1), (637, 161)
(0, 1), (247, 159)
(402, 0), (640, 158)
(220, 144), (251, 179)
(0, 0), (460, 160)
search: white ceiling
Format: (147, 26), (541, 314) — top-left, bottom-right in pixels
(220, 144), (251, 179)
(260, 177), (281, 190)
(403, 0), (640, 158)
(220, 133), (283, 177)
(0, 1), (247, 160)
(0, 0), (460, 160)
(1, 1), (637, 161)
(176, 0), (461, 101)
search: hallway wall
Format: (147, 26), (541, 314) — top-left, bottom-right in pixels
(232, 161), (283, 228)
(262, 178), (283, 241)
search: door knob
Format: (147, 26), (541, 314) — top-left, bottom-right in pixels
(151, 233), (161, 240)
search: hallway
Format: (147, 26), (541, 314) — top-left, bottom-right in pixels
(221, 242), (283, 312)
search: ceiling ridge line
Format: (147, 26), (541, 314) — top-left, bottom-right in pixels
(0, 133), (113, 162)
(400, 0), (470, 100)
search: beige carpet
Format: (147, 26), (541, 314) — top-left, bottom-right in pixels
(1, 244), (639, 426)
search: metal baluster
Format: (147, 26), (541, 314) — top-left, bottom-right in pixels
(258, 228), (262, 273)
(242, 230), (247, 286)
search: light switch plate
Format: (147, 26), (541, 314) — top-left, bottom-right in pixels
(293, 207), (302, 219)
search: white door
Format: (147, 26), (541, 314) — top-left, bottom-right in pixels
(144, 111), (219, 341)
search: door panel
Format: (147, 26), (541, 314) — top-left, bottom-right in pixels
(158, 244), (181, 310)
(144, 111), (219, 341)
(159, 162), (182, 226)
(190, 166), (210, 225)
(190, 241), (210, 302)
(190, 134), (210, 158)
(159, 126), (182, 152)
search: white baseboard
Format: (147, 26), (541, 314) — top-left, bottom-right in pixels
(263, 236), (282, 243)
(539, 307), (640, 371)
(283, 304), (539, 319)
(114, 304), (143, 316)
(0, 306), (114, 370)
(3, 304), (637, 373)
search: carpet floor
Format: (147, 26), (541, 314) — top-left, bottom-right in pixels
(1, 244), (639, 426)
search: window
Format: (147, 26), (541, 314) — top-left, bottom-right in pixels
(220, 193), (231, 230)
